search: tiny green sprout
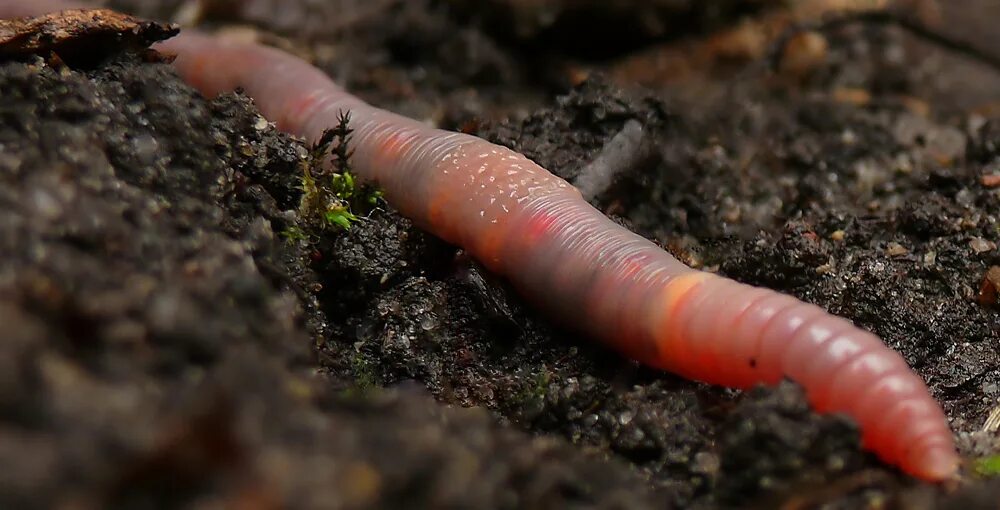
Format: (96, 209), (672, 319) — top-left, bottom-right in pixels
(335, 171), (354, 195)
(973, 455), (1000, 477)
(295, 109), (383, 232)
(515, 369), (552, 405)
(324, 207), (357, 230)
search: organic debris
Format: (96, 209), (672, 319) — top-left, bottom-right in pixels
(977, 266), (1000, 308)
(0, 9), (177, 65)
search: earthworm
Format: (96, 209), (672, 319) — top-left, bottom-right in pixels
(1, 4), (960, 481)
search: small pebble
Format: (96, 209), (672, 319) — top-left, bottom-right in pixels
(970, 237), (996, 254)
(977, 266), (1000, 307)
(692, 451), (721, 475)
(886, 242), (908, 257)
(981, 173), (1000, 188)
(841, 129), (857, 145)
(780, 31), (828, 77)
(832, 87), (871, 106)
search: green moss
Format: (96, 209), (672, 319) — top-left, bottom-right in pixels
(297, 110), (382, 232)
(516, 369), (552, 405)
(350, 350), (378, 392)
(280, 224), (308, 244)
(974, 455), (1000, 477)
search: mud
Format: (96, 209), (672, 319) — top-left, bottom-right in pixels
(3, 0), (1000, 508)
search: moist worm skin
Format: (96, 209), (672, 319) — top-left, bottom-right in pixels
(1, 5), (960, 481)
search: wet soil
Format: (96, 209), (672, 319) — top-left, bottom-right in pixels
(4, 0), (1000, 508)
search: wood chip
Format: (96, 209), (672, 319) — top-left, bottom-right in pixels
(0, 9), (177, 64)
(779, 30), (829, 77)
(832, 87), (871, 106)
(981, 173), (1000, 188)
(983, 403), (1000, 433)
(977, 266), (1000, 307)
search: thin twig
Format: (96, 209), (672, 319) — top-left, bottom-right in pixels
(982, 402), (1000, 432)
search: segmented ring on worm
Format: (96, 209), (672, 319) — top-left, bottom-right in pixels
(0, 3), (961, 481)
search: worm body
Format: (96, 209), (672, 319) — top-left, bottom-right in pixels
(2, 4), (960, 481)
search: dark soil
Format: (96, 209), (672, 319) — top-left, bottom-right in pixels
(4, 0), (1000, 508)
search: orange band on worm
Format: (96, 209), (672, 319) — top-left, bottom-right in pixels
(651, 272), (713, 371)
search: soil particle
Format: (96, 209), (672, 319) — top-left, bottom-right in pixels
(714, 383), (867, 507)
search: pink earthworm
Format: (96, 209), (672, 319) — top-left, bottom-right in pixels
(2, 4), (960, 481)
